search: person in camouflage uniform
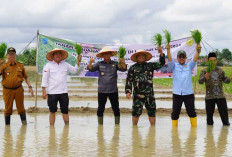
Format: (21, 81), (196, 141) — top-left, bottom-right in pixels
(125, 48), (165, 125)
(199, 52), (231, 125)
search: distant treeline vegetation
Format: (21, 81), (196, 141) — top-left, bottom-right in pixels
(17, 48), (36, 66)
(199, 48), (232, 66)
(16, 47), (232, 66)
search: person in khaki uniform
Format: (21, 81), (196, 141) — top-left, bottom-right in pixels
(0, 47), (34, 125)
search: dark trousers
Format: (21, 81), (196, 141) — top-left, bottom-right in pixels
(205, 98), (230, 125)
(97, 92), (120, 117)
(171, 94), (196, 120)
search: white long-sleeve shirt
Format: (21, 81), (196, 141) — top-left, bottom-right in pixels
(41, 60), (79, 94)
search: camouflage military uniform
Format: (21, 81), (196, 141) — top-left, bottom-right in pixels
(199, 66), (231, 125)
(125, 55), (165, 117)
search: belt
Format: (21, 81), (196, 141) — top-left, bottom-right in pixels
(3, 85), (22, 90)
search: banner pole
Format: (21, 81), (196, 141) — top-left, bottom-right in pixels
(35, 30), (39, 109)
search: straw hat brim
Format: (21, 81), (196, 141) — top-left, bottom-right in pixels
(130, 51), (152, 62)
(96, 51), (117, 58)
(46, 49), (69, 61)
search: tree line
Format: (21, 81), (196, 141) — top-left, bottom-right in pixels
(16, 47), (232, 66)
(16, 48), (36, 66)
(199, 48), (232, 66)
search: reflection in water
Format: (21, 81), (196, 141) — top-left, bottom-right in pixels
(3, 126), (27, 157)
(171, 127), (197, 157)
(144, 127), (156, 157)
(15, 126), (27, 156)
(48, 126), (57, 156)
(204, 127), (228, 156)
(97, 125), (106, 157)
(217, 127), (229, 156)
(59, 126), (69, 156)
(131, 126), (156, 157)
(109, 126), (120, 156)
(131, 126), (143, 156)
(171, 127), (182, 156)
(1, 115), (232, 156)
(3, 127), (13, 157)
(183, 128), (197, 157)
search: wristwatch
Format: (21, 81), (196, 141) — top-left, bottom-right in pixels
(29, 85), (32, 88)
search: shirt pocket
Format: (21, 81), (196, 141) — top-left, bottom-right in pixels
(99, 66), (106, 76)
(50, 69), (58, 76)
(61, 69), (67, 76)
(4, 69), (11, 78)
(17, 69), (23, 77)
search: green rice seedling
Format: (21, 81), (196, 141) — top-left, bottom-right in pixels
(74, 43), (82, 56)
(152, 33), (162, 46)
(190, 30), (202, 44)
(163, 30), (171, 44)
(0, 42), (7, 59)
(207, 60), (216, 73)
(118, 46), (126, 58)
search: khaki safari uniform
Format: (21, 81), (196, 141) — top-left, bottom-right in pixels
(0, 61), (28, 116)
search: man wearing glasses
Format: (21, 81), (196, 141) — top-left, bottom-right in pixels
(166, 43), (201, 127)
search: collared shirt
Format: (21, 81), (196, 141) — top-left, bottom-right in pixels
(88, 60), (127, 93)
(199, 67), (230, 99)
(168, 60), (197, 95)
(0, 61), (28, 88)
(41, 60), (79, 94)
(125, 54), (165, 96)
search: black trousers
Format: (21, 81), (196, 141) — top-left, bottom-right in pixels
(97, 92), (120, 117)
(205, 98), (230, 125)
(171, 94), (196, 120)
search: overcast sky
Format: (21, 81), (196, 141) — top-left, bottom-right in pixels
(0, 0), (232, 55)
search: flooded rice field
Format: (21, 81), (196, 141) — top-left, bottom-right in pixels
(0, 113), (232, 156)
(1, 76), (232, 156)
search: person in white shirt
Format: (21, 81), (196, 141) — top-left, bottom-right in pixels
(41, 48), (81, 125)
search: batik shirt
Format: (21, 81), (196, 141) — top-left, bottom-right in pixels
(125, 55), (165, 97)
(199, 67), (230, 99)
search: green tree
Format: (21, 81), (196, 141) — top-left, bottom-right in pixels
(17, 48), (36, 65)
(214, 49), (222, 59)
(221, 48), (232, 65)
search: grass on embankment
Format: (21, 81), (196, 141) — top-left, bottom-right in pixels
(153, 66), (232, 94)
(25, 66), (232, 94)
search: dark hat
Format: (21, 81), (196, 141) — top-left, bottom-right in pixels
(177, 50), (186, 58)
(7, 47), (16, 54)
(208, 52), (217, 59)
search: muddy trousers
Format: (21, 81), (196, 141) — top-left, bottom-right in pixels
(205, 98), (230, 125)
(3, 86), (25, 116)
(97, 92), (120, 117)
(171, 94), (196, 120)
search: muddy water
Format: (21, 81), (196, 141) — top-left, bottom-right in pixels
(0, 113), (232, 156)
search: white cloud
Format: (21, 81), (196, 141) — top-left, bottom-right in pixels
(0, 0), (232, 52)
(159, 0), (232, 22)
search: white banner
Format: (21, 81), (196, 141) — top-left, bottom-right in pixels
(38, 34), (197, 79)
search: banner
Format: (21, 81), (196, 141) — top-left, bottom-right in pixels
(37, 34), (197, 78)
